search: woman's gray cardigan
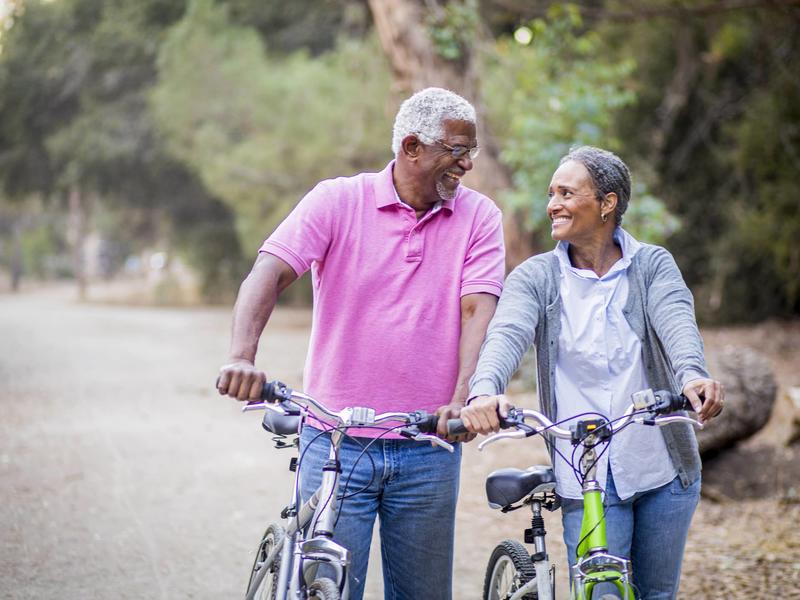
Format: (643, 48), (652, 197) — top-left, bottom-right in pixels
(469, 243), (707, 487)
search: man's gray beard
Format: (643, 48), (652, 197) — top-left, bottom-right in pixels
(436, 180), (457, 201)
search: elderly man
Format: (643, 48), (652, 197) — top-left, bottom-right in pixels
(217, 87), (505, 599)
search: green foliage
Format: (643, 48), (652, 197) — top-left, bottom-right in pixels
(483, 5), (676, 245)
(607, 4), (800, 321)
(224, 0), (370, 56)
(19, 218), (69, 278)
(427, 0), (480, 62)
(151, 0), (393, 250)
(0, 0), (245, 301)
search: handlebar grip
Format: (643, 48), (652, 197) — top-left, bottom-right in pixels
(261, 380), (292, 403)
(415, 413), (440, 434)
(446, 418), (468, 436)
(653, 390), (694, 414)
(674, 393), (694, 411)
(447, 408), (517, 436)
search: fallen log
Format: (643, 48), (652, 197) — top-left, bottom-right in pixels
(697, 346), (777, 456)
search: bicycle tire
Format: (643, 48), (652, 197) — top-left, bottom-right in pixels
(307, 577), (341, 600)
(483, 540), (538, 600)
(246, 523), (285, 600)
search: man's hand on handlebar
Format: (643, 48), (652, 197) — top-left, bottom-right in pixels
(682, 378), (725, 424)
(460, 394), (512, 435)
(217, 360), (266, 401)
(435, 403), (477, 443)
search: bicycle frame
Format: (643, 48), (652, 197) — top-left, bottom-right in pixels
(244, 383), (454, 600)
(569, 434), (635, 600)
(245, 411), (354, 600)
(476, 389), (702, 600)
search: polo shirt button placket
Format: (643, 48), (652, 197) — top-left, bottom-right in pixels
(406, 228), (423, 262)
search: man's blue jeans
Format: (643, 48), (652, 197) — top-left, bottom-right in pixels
(560, 469), (700, 599)
(298, 425), (461, 600)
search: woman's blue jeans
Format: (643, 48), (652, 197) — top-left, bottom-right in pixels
(560, 469), (700, 599)
(298, 425), (461, 600)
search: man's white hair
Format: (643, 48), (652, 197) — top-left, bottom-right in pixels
(391, 87), (476, 155)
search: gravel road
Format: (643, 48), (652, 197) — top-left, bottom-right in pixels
(2, 287), (797, 599)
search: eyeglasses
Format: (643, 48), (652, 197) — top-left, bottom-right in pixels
(435, 140), (480, 160)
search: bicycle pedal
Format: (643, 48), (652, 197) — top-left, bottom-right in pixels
(281, 505), (297, 519)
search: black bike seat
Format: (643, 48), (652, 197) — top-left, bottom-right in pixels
(486, 466), (556, 510)
(262, 411), (301, 436)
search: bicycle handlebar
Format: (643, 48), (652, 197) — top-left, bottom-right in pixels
(444, 388), (703, 450)
(245, 380), (454, 452)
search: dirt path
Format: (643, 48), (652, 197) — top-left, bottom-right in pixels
(1, 287), (797, 599)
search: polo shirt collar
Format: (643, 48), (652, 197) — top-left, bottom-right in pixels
(375, 160), (456, 212)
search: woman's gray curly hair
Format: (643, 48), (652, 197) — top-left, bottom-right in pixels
(560, 146), (631, 226)
(391, 87), (476, 155)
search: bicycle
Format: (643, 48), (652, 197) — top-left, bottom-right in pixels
(239, 380), (456, 600)
(448, 388), (703, 600)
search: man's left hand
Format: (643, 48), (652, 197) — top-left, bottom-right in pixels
(435, 402), (477, 443)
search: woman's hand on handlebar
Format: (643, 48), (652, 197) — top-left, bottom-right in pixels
(435, 403), (477, 443)
(682, 378), (725, 424)
(460, 394), (512, 435)
(217, 360), (266, 401)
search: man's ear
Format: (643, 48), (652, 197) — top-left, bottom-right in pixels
(401, 134), (422, 161)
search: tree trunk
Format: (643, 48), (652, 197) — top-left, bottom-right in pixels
(367, 0), (533, 267)
(697, 346), (778, 457)
(11, 220), (23, 292)
(68, 186), (89, 301)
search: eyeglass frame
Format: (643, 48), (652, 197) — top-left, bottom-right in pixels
(434, 139), (481, 160)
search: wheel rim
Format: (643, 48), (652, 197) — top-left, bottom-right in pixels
(489, 555), (520, 600)
(251, 534), (277, 600)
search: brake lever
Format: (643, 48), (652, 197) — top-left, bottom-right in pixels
(242, 400), (288, 414)
(477, 429), (527, 451)
(655, 415), (704, 429)
(635, 415), (703, 429)
(414, 433), (455, 453)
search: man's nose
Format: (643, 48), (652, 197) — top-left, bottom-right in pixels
(457, 156), (473, 171)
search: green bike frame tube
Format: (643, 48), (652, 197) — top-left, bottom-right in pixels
(573, 489), (636, 599)
(576, 489), (606, 557)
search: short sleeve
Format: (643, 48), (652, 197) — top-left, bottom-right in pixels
(460, 205), (505, 297)
(259, 182), (335, 276)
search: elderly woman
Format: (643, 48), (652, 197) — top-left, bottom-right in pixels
(461, 146), (723, 599)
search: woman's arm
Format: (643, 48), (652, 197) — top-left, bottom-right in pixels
(468, 259), (545, 400)
(645, 247), (724, 422)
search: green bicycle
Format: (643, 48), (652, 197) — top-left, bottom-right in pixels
(447, 388), (702, 599)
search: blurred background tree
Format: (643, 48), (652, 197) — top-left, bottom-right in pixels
(0, 0), (797, 321)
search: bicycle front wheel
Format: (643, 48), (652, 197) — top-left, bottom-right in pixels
(308, 577), (340, 600)
(483, 540), (538, 600)
(246, 523), (285, 600)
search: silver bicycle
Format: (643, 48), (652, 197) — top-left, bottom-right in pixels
(241, 380), (455, 600)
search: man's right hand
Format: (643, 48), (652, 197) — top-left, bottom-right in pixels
(217, 361), (266, 401)
(460, 394), (512, 435)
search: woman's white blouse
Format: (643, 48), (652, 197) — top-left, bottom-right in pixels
(553, 228), (677, 500)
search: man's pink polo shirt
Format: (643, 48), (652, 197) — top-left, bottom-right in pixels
(260, 161), (505, 436)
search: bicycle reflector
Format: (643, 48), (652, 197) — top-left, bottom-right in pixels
(571, 418), (611, 445)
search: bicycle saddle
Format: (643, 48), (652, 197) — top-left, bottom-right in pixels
(262, 410), (301, 436)
(486, 465), (556, 509)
